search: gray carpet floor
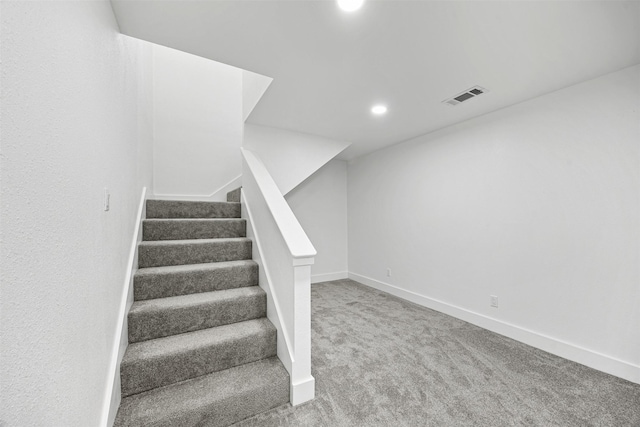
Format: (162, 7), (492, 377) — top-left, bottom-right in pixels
(234, 279), (640, 426)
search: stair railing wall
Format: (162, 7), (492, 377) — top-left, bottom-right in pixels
(240, 148), (316, 405)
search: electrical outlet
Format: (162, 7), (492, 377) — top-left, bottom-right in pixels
(103, 188), (110, 211)
(490, 295), (499, 308)
(386, 268), (391, 277)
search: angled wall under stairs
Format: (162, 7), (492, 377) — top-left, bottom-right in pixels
(114, 193), (289, 427)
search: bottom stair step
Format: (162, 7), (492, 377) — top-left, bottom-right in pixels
(114, 357), (289, 427)
(121, 318), (277, 397)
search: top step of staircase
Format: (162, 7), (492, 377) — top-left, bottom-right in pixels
(227, 187), (241, 203)
(147, 200), (240, 219)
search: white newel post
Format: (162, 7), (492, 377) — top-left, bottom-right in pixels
(291, 259), (315, 405)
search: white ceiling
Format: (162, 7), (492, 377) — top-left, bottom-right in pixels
(111, 0), (640, 160)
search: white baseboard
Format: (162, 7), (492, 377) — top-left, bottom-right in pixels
(348, 272), (640, 385)
(100, 187), (147, 427)
(152, 175), (242, 202)
(311, 271), (348, 284)
(290, 375), (316, 406)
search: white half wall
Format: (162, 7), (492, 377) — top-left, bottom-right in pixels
(244, 124), (351, 195)
(348, 65), (640, 383)
(286, 160), (349, 283)
(152, 45), (243, 200)
(0, 1), (154, 426)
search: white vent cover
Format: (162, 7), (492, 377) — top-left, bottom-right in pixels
(443, 86), (488, 106)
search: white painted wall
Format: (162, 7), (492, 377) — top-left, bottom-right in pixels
(0, 1), (154, 426)
(348, 65), (640, 383)
(287, 160), (348, 283)
(242, 70), (273, 122)
(244, 124), (350, 195)
(153, 45), (243, 200)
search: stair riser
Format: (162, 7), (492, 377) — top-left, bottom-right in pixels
(120, 328), (276, 397)
(134, 263), (258, 301)
(128, 293), (266, 343)
(147, 200), (240, 219)
(138, 241), (252, 268)
(164, 375), (288, 427)
(227, 188), (241, 203)
(143, 219), (246, 241)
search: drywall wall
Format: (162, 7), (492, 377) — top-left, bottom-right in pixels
(153, 45), (243, 200)
(286, 160), (348, 283)
(0, 1), (154, 426)
(348, 65), (640, 382)
(242, 70), (273, 122)
(244, 124), (350, 195)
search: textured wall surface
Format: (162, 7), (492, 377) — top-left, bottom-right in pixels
(348, 65), (640, 378)
(0, 1), (153, 425)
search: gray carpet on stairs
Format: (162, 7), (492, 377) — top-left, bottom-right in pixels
(138, 238), (252, 268)
(146, 200), (240, 219)
(116, 197), (288, 427)
(134, 260), (258, 300)
(234, 279), (640, 427)
(115, 357), (289, 427)
(128, 286), (266, 342)
(143, 218), (246, 240)
(227, 187), (241, 203)
(121, 318), (276, 397)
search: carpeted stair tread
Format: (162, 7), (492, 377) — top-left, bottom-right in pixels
(121, 318), (277, 397)
(147, 200), (240, 219)
(114, 356), (289, 427)
(128, 287), (266, 343)
(143, 218), (246, 241)
(138, 238), (252, 268)
(134, 260), (258, 301)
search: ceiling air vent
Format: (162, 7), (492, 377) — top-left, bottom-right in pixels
(443, 86), (488, 106)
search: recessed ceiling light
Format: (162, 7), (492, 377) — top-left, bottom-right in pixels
(371, 105), (387, 115)
(337, 0), (364, 12)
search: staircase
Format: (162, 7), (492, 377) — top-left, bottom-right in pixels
(114, 192), (290, 427)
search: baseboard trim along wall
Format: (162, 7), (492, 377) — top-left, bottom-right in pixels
(311, 271), (348, 284)
(348, 272), (640, 385)
(100, 187), (147, 427)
